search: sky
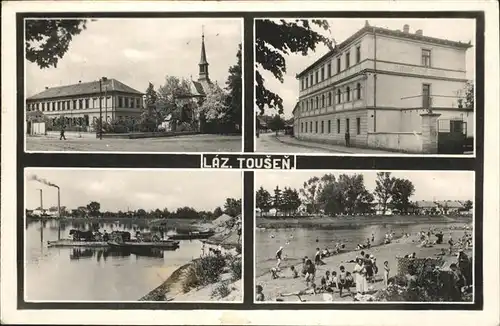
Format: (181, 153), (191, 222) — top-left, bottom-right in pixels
(257, 18), (476, 118)
(255, 170), (474, 202)
(25, 169), (242, 212)
(25, 18), (242, 96)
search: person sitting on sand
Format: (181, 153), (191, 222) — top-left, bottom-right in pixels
(279, 283), (318, 300)
(290, 265), (299, 279)
(270, 267), (280, 279)
(322, 247), (330, 258)
(256, 285), (265, 301)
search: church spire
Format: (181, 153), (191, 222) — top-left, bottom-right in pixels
(198, 26), (209, 82)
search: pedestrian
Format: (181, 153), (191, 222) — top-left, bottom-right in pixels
(345, 130), (350, 147)
(276, 246), (284, 270)
(383, 260), (390, 287)
(60, 125), (66, 140)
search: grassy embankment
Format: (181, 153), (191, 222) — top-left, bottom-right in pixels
(139, 253), (242, 302)
(256, 214), (473, 229)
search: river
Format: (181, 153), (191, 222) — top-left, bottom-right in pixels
(25, 220), (203, 301)
(255, 222), (471, 277)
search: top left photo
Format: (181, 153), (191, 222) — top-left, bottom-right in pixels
(24, 17), (243, 153)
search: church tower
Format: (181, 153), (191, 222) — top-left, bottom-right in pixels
(198, 28), (210, 82)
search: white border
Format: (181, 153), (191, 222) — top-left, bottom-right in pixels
(2, 1), (499, 326)
(22, 167), (244, 304)
(253, 17), (477, 158)
(253, 169), (476, 304)
(23, 17), (245, 154)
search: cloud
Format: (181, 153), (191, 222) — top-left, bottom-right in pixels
(122, 48), (158, 62)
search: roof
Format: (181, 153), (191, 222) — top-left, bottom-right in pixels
(199, 34), (208, 65)
(27, 78), (144, 101)
(213, 213), (233, 226)
(435, 200), (464, 209)
(297, 23), (473, 78)
(291, 102), (300, 115)
(414, 200), (438, 208)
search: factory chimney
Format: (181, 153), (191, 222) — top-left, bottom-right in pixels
(38, 189), (43, 210)
(57, 187), (61, 218)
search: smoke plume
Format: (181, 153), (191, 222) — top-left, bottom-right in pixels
(28, 174), (59, 188)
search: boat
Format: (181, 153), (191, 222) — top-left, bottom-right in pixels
(47, 238), (180, 250)
(168, 230), (215, 240)
(107, 239), (180, 250)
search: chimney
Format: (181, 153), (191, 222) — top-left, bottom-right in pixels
(415, 29), (423, 36)
(403, 24), (410, 33)
(39, 189), (43, 210)
(45, 87), (49, 90)
(57, 187), (61, 218)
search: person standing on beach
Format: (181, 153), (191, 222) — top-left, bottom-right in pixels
(276, 246), (284, 270)
(353, 258), (367, 295)
(383, 260), (390, 287)
(338, 265), (351, 297)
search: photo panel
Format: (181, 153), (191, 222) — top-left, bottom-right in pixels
(23, 168), (243, 303)
(254, 18), (476, 157)
(254, 170), (476, 303)
(24, 17), (243, 153)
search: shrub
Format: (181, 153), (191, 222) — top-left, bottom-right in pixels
(182, 255), (227, 293)
(211, 282), (232, 299)
(228, 256), (242, 281)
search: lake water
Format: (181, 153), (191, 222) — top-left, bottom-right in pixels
(255, 222), (470, 277)
(25, 220), (203, 301)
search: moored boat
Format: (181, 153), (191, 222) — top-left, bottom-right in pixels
(107, 239), (180, 250)
(48, 238), (180, 250)
(168, 230), (215, 240)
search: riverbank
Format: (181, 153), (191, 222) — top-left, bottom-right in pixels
(256, 214), (472, 230)
(255, 228), (472, 302)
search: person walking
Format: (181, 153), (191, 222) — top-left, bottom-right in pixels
(276, 246), (284, 270)
(60, 125), (66, 140)
(344, 130), (350, 147)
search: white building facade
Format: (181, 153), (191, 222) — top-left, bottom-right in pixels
(293, 22), (473, 153)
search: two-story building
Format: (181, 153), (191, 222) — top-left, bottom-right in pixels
(293, 21), (473, 153)
(26, 78), (144, 131)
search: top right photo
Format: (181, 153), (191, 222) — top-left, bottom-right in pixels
(255, 18), (476, 156)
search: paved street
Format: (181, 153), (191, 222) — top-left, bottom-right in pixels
(26, 134), (242, 152)
(255, 132), (394, 154)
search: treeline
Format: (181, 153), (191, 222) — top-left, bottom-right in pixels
(256, 172), (417, 216)
(30, 198), (242, 220)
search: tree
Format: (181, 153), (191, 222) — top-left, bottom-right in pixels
(86, 201), (100, 217)
(157, 76), (193, 127)
(281, 187), (301, 216)
(391, 178), (416, 214)
(463, 200), (473, 211)
(300, 176), (321, 214)
(200, 84), (229, 122)
(267, 114), (286, 136)
(318, 180), (344, 216)
(464, 81), (474, 109)
(139, 82), (159, 131)
(255, 187), (272, 217)
(374, 172), (396, 215)
(136, 209), (147, 218)
(224, 43), (242, 132)
(175, 206), (200, 219)
(255, 19), (332, 114)
(213, 206), (223, 218)
(273, 186), (283, 216)
(25, 19), (92, 68)
(336, 174), (374, 214)
(224, 198), (241, 217)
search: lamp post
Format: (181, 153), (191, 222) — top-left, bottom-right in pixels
(99, 76), (108, 140)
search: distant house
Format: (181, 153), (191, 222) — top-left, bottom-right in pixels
(26, 110), (47, 135)
(373, 203), (393, 215)
(435, 200), (465, 215)
(414, 200), (439, 215)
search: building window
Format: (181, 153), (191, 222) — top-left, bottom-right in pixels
(72, 100), (76, 110)
(78, 99), (83, 110)
(42, 103), (45, 111)
(57, 101), (61, 110)
(328, 120), (331, 133)
(356, 117), (361, 135)
(301, 79), (304, 90)
(337, 57), (341, 73)
(36, 103), (40, 110)
(315, 97), (319, 109)
(422, 49), (431, 67)
(85, 99), (89, 109)
(346, 51), (350, 68)
(328, 92), (332, 106)
(346, 86), (351, 101)
(337, 89), (341, 103)
(321, 66), (325, 81)
(130, 98), (134, 108)
(337, 119), (340, 133)
(301, 122), (303, 132)
(62, 101), (66, 110)
(310, 99), (313, 110)
(136, 98), (140, 108)
(305, 76), (308, 88)
(118, 97), (123, 107)
(315, 71), (319, 84)
(322, 94), (325, 107)
(346, 118), (350, 133)
(422, 84), (431, 109)
(327, 63), (331, 77)
(315, 121), (318, 133)
(310, 121), (313, 132)
(356, 83), (361, 100)
(356, 45), (361, 63)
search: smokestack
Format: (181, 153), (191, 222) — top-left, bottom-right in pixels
(57, 187), (61, 218)
(39, 189), (43, 210)
(415, 29), (423, 36)
(403, 24), (410, 33)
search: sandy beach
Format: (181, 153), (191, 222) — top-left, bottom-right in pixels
(255, 227), (472, 302)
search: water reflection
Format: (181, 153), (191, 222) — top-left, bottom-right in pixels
(69, 247), (166, 261)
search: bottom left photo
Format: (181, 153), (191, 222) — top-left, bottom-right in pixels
(23, 168), (243, 303)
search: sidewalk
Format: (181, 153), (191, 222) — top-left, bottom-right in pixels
(275, 135), (394, 155)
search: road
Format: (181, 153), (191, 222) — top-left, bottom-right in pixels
(256, 133), (345, 153)
(26, 134), (242, 152)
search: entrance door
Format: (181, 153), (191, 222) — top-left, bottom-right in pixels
(438, 119), (466, 154)
(422, 84), (431, 109)
(346, 118), (350, 133)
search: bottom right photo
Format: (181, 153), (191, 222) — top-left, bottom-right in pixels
(254, 170), (474, 303)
